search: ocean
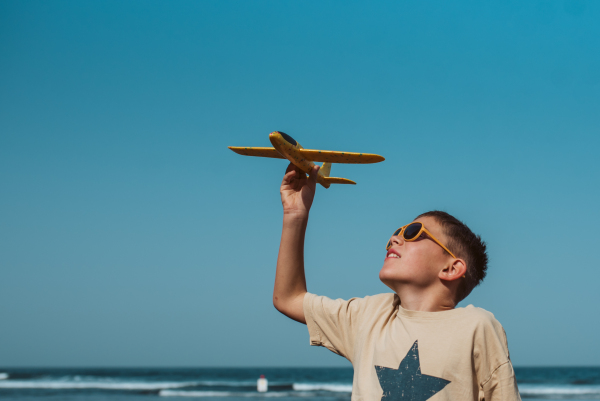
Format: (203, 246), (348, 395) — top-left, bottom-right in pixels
(0, 367), (599, 400)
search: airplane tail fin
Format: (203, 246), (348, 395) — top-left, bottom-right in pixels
(317, 163), (356, 188)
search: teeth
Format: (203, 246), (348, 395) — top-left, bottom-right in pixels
(388, 253), (399, 258)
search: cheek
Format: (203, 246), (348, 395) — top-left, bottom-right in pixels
(401, 244), (440, 275)
(399, 250), (426, 270)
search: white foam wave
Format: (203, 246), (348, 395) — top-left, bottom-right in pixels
(293, 383), (353, 393)
(0, 380), (198, 390)
(0, 373), (8, 380)
(194, 380), (258, 387)
(519, 383), (600, 396)
(160, 390), (299, 397)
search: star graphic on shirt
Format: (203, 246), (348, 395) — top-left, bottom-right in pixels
(375, 340), (450, 401)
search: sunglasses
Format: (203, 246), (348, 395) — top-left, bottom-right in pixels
(386, 222), (457, 259)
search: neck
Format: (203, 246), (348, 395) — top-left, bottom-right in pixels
(393, 284), (456, 312)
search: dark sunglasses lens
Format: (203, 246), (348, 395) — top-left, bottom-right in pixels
(403, 223), (422, 240)
(386, 240), (392, 249)
(393, 228), (402, 236)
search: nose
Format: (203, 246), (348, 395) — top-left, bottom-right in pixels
(389, 235), (404, 247)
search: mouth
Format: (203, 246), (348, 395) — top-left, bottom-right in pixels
(386, 250), (400, 259)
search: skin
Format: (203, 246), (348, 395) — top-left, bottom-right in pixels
(380, 216), (467, 311)
(273, 163), (468, 324)
(272, 163), (318, 323)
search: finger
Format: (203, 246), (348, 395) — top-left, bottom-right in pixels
(285, 163), (296, 174)
(296, 170), (307, 181)
(282, 169), (296, 186)
(308, 165), (320, 184)
(293, 164), (306, 178)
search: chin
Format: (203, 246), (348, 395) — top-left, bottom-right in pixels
(379, 267), (399, 286)
(379, 265), (413, 289)
(379, 275), (401, 292)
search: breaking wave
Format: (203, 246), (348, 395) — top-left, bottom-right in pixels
(0, 379), (197, 390)
(292, 383), (352, 393)
(160, 390), (306, 397)
(519, 383), (600, 397)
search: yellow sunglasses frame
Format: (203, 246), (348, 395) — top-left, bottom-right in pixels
(386, 222), (457, 259)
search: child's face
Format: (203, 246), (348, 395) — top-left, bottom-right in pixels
(379, 216), (454, 290)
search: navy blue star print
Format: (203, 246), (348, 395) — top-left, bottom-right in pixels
(375, 340), (450, 400)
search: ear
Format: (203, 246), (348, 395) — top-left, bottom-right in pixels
(439, 258), (467, 282)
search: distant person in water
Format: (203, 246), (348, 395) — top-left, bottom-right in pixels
(272, 163), (521, 401)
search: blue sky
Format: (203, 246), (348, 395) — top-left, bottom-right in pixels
(1, 0), (599, 367)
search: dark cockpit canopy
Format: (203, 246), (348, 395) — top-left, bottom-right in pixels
(279, 132), (297, 146)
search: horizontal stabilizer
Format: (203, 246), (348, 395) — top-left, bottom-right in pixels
(228, 147), (285, 159)
(299, 149), (384, 164)
(322, 177), (356, 185)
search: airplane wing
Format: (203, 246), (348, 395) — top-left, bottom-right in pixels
(298, 149), (384, 164)
(228, 147), (286, 159)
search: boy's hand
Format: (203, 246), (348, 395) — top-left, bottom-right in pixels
(280, 163), (319, 218)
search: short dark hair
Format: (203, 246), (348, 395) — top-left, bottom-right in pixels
(416, 211), (488, 302)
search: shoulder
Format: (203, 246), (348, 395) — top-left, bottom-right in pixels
(304, 292), (396, 314)
(349, 293), (397, 311)
(363, 292), (397, 305)
(461, 305), (502, 326)
(462, 305), (510, 356)
(305, 292), (396, 304)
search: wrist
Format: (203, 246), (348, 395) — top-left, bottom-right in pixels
(283, 210), (309, 222)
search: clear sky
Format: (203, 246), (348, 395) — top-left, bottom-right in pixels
(1, 0), (599, 368)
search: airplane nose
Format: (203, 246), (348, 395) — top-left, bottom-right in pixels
(269, 132), (280, 147)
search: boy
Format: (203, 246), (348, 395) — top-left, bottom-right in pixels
(273, 164), (521, 401)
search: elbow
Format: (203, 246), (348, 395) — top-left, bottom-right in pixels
(273, 294), (295, 317)
(273, 292), (306, 324)
(273, 295), (285, 313)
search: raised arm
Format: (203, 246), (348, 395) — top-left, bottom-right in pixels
(273, 163), (319, 324)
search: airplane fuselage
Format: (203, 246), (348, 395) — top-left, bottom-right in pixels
(229, 131), (383, 187)
(269, 131), (330, 188)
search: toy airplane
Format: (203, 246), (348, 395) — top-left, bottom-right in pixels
(228, 131), (385, 188)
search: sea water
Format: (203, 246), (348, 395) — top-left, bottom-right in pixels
(0, 367), (598, 400)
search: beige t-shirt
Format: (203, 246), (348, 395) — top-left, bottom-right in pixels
(304, 292), (521, 401)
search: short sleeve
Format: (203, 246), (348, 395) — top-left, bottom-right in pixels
(303, 292), (366, 362)
(474, 313), (521, 401)
(481, 361), (521, 401)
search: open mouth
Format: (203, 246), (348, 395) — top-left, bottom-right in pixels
(386, 250), (400, 259)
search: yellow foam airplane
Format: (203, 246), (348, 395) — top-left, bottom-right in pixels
(229, 131), (385, 188)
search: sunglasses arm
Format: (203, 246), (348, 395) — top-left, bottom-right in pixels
(421, 228), (457, 259)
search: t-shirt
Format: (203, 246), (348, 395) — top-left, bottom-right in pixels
(303, 292), (521, 401)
